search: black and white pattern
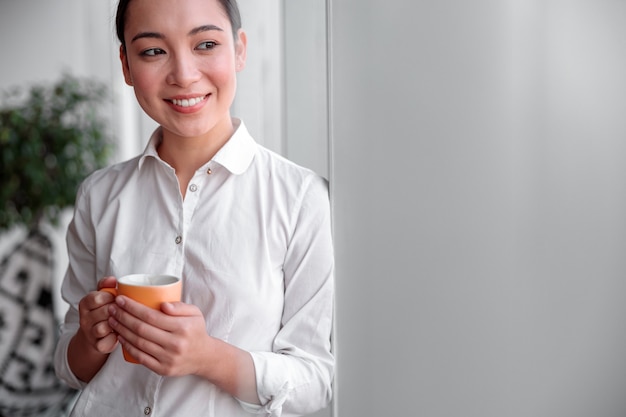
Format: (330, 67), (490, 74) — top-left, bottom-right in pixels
(0, 230), (75, 417)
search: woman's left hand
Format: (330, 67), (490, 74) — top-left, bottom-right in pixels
(108, 296), (260, 403)
(107, 296), (214, 377)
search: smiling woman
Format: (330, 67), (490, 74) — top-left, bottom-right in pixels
(0, 1), (332, 416)
(52, 0), (334, 416)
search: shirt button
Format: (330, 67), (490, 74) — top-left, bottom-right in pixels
(189, 184), (198, 192)
(175, 236), (182, 244)
(144, 407), (152, 415)
(206, 167), (212, 175)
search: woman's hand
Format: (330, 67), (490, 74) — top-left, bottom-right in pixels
(77, 276), (119, 354)
(107, 296), (212, 377)
(68, 276), (119, 382)
(107, 297), (260, 404)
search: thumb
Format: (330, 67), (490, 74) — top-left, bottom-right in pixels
(160, 301), (197, 316)
(97, 276), (118, 290)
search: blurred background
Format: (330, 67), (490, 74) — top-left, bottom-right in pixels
(2, 0), (626, 416)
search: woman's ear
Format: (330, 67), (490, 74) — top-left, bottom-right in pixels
(119, 45), (134, 86)
(235, 29), (247, 72)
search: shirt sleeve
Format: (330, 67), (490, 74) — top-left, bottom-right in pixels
(246, 174), (335, 416)
(54, 181), (97, 390)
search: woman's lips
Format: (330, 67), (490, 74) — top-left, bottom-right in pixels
(166, 94), (209, 112)
(172, 95), (206, 107)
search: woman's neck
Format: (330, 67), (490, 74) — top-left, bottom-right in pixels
(157, 120), (235, 198)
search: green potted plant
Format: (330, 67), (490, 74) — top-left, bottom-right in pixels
(0, 73), (113, 416)
(0, 73), (113, 230)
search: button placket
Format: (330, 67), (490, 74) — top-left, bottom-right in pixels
(178, 168), (205, 257)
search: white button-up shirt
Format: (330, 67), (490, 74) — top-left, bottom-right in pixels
(54, 120), (334, 417)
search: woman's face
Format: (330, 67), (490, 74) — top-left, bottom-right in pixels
(120, 0), (246, 141)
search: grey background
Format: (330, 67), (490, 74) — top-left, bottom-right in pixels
(330, 0), (626, 416)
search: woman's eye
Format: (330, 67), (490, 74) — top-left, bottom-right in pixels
(197, 41), (217, 50)
(141, 48), (165, 56)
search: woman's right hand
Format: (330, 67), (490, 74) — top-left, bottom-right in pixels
(77, 276), (119, 354)
(67, 276), (120, 382)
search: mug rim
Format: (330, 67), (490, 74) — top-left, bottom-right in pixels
(118, 273), (181, 287)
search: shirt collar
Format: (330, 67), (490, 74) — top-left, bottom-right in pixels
(137, 119), (257, 175)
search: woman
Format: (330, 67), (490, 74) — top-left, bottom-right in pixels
(53, 0), (335, 415)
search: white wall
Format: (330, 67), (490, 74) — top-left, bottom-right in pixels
(0, 0), (113, 87)
(330, 0), (626, 416)
(284, 0), (329, 179)
(234, 0), (284, 154)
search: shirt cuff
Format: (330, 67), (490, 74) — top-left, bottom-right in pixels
(242, 352), (294, 416)
(236, 387), (290, 417)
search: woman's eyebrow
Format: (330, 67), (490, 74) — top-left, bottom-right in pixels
(131, 32), (164, 43)
(189, 24), (224, 36)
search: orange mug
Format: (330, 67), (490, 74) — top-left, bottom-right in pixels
(101, 273), (182, 363)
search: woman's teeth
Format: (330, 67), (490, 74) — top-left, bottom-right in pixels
(171, 96), (205, 107)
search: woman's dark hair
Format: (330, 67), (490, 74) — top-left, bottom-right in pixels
(115, 0), (242, 50)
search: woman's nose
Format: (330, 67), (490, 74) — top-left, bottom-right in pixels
(166, 53), (201, 87)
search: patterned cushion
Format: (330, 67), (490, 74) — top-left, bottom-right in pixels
(0, 230), (75, 417)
